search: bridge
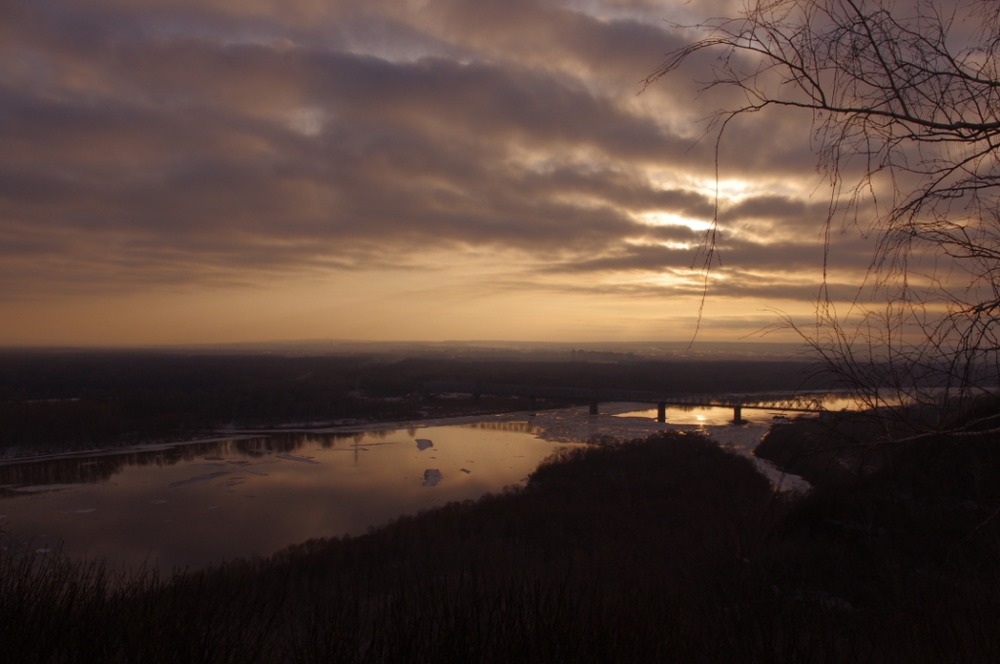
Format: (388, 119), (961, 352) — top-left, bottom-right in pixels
(423, 382), (832, 424)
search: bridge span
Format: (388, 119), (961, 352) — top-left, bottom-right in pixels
(423, 382), (832, 424)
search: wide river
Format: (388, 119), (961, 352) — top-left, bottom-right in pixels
(0, 402), (808, 574)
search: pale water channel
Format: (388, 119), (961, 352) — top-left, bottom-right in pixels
(0, 402), (811, 574)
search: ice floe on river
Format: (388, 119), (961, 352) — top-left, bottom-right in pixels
(168, 470), (230, 489)
(9, 483), (88, 493)
(274, 453), (320, 464)
(422, 469), (443, 487)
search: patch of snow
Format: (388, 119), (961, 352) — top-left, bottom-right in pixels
(750, 458), (811, 495)
(10, 483), (86, 493)
(168, 471), (230, 489)
(275, 453), (320, 464)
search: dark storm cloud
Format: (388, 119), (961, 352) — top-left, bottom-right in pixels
(725, 195), (809, 222)
(433, 0), (689, 82)
(0, 0), (855, 302)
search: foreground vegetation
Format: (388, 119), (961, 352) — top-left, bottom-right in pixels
(4, 428), (1000, 662)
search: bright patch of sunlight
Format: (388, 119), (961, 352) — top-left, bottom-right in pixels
(689, 176), (760, 203)
(285, 107), (327, 137)
(666, 266), (730, 282)
(648, 169), (817, 206)
(643, 273), (680, 288)
(624, 236), (696, 251)
(641, 271), (706, 291)
(638, 211), (712, 232)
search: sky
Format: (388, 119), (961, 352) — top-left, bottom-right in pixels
(0, 0), (884, 347)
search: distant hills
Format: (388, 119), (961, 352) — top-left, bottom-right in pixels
(1, 339), (813, 362)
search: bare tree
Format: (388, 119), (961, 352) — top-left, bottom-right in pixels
(646, 0), (1000, 436)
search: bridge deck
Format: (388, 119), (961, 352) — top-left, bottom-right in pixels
(424, 381), (831, 415)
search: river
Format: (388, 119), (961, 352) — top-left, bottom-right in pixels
(0, 402), (809, 574)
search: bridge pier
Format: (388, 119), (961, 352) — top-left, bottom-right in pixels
(732, 403), (746, 424)
(657, 402), (666, 423)
(589, 401), (599, 416)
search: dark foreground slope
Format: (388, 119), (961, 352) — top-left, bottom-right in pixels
(757, 413), (1000, 632)
(4, 431), (1000, 663)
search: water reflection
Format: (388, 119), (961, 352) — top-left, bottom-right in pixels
(0, 438), (268, 490)
(612, 392), (865, 427)
(0, 433), (407, 491)
(0, 423), (569, 573)
(464, 421), (544, 434)
(613, 405), (775, 427)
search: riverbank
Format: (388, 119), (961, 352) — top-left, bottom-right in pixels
(0, 401), (554, 464)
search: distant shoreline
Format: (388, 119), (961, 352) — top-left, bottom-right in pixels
(0, 407), (553, 466)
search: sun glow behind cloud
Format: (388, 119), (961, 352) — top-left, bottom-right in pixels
(637, 211), (712, 233)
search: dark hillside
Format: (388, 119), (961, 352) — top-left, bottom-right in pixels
(754, 410), (1000, 660)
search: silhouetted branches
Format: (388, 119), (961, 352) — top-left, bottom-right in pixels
(648, 0), (1000, 434)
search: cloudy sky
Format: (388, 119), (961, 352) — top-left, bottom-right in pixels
(1, 0), (870, 347)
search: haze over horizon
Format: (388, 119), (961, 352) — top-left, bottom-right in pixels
(2, 1), (875, 347)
